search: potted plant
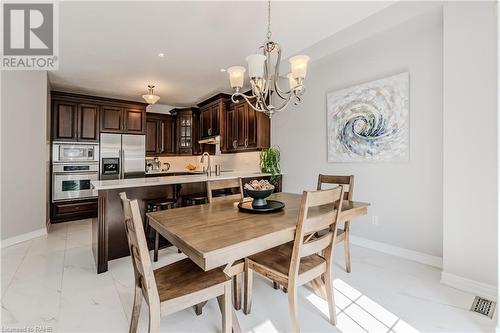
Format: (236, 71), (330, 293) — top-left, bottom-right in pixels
(260, 146), (281, 185)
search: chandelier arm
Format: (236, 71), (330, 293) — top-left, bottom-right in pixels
(231, 92), (269, 113)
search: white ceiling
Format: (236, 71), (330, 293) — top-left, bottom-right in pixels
(49, 1), (393, 106)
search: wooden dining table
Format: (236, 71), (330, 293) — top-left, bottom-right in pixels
(147, 192), (369, 332)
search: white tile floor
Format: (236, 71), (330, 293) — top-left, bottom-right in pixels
(1, 219), (496, 333)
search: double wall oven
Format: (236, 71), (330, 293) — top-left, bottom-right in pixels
(52, 142), (99, 202)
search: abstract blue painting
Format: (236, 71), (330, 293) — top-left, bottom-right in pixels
(327, 72), (409, 162)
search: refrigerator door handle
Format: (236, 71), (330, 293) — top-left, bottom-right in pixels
(120, 148), (124, 179)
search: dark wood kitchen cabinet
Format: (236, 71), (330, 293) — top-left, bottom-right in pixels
(51, 91), (147, 141)
(52, 99), (99, 142)
(198, 94), (229, 139)
(101, 106), (146, 134)
(77, 104), (99, 141)
(173, 108), (198, 155)
(225, 99), (270, 152)
(52, 100), (78, 141)
(146, 113), (176, 156)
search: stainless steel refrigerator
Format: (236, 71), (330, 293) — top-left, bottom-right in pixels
(100, 133), (145, 180)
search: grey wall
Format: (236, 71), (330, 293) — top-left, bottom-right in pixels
(272, 11), (444, 257)
(442, 1), (497, 288)
(1, 71), (48, 240)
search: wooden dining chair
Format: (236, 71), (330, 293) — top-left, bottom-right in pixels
(119, 192), (232, 333)
(243, 187), (344, 332)
(317, 174), (354, 273)
(207, 178), (244, 203)
(205, 178), (245, 311)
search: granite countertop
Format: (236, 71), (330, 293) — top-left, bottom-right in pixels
(91, 171), (273, 191)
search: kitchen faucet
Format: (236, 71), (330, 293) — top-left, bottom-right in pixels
(200, 152), (211, 175)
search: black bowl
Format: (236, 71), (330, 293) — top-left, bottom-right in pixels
(245, 187), (275, 208)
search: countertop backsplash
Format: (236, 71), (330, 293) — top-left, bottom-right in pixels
(156, 151), (261, 173)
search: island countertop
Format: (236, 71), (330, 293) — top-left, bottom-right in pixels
(91, 171), (274, 191)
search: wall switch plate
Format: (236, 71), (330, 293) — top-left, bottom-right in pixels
(372, 216), (379, 225)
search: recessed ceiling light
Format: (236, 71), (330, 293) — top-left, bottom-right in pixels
(220, 68), (226, 72)
(158, 53), (165, 58)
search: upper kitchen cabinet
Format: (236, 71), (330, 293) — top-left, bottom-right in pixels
(51, 91), (147, 142)
(52, 100), (78, 141)
(100, 105), (122, 133)
(52, 92), (99, 142)
(77, 104), (99, 141)
(123, 107), (145, 134)
(225, 98), (270, 152)
(145, 113), (176, 157)
(101, 105), (146, 134)
(173, 107), (199, 155)
(198, 94), (229, 139)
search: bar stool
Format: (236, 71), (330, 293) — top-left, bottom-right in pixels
(182, 193), (208, 206)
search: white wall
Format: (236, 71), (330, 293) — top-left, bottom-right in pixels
(442, 2), (497, 289)
(273, 11), (444, 258)
(1, 71), (48, 241)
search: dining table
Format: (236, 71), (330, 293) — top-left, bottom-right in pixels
(147, 192), (369, 332)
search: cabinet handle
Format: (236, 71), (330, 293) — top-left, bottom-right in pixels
(245, 138), (248, 148)
(208, 128), (212, 136)
(161, 123), (165, 153)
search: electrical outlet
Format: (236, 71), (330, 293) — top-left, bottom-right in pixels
(372, 216), (379, 226)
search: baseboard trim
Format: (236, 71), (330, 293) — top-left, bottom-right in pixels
(1, 228), (47, 248)
(441, 272), (497, 301)
(349, 235), (443, 268)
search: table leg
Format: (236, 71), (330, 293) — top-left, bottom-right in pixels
(220, 261), (243, 333)
(154, 231), (159, 262)
(217, 295), (241, 333)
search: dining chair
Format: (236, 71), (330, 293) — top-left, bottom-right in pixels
(119, 192), (232, 333)
(243, 186), (344, 332)
(205, 178), (245, 311)
(207, 178), (244, 203)
(317, 174), (354, 273)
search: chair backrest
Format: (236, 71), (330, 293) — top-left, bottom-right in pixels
(207, 178), (244, 203)
(119, 192), (160, 307)
(317, 174), (354, 201)
(288, 187), (344, 278)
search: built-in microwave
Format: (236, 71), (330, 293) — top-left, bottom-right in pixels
(52, 142), (99, 163)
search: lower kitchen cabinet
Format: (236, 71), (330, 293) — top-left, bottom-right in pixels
(51, 198), (98, 223)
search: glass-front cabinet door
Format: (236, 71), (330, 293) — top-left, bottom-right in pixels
(176, 110), (194, 155)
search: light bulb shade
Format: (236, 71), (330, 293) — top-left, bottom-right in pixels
(286, 73), (297, 90)
(246, 54), (266, 79)
(227, 66), (246, 89)
(142, 85), (160, 105)
(289, 55), (310, 79)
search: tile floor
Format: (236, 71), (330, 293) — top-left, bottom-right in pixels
(1, 219), (496, 332)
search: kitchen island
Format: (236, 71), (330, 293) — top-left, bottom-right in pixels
(91, 171), (280, 273)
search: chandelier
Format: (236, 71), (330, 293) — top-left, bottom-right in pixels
(142, 85), (160, 105)
(226, 0), (309, 118)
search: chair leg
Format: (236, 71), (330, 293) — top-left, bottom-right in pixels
(194, 301), (207, 316)
(272, 281), (279, 290)
(243, 261), (253, 315)
(217, 282), (232, 333)
(148, 304), (160, 333)
(287, 286), (300, 333)
(129, 283), (142, 333)
(232, 275), (242, 310)
(153, 231), (159, 262)
(344, 233), (352, 273)
(324, 270), (337, 325)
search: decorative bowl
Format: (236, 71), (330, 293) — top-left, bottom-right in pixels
(245, 187), (275, 208)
